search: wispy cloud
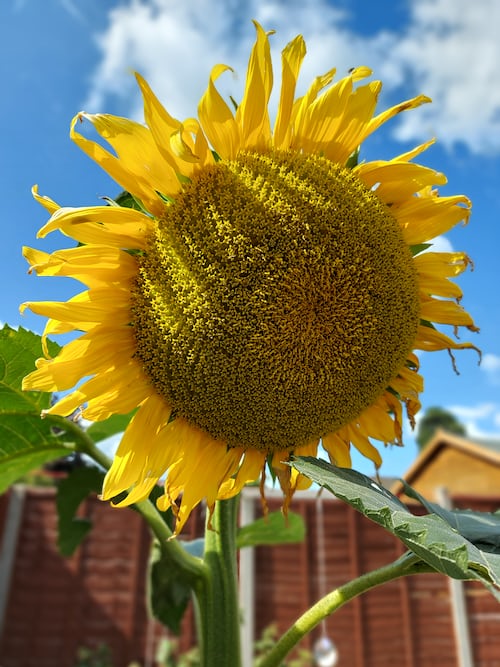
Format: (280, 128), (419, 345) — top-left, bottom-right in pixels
(446, 402), (500, 440)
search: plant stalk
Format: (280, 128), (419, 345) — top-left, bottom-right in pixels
(194, 497), (242, 667)
(256, 551), (432, 667)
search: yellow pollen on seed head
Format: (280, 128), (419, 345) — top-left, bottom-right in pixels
(131, 150), (420, 451)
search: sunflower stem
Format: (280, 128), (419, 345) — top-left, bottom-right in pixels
(195, 497), (242, 667)
(255, 551), (433, 667)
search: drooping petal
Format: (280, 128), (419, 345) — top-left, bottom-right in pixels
(398, 194), (471, 244)
(420, 297), (478, 329)
(23, 244), (138, 289)
(415, 324), (480, 354)
(102, 393), (173, 500)
(322, 432), (352, 468)
(22, 326), (135, 392)
(415, 251), (470, 299)
(217, 448), (266, 499)
(37, 205), (154, 248)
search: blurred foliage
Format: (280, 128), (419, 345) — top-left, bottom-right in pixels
(416, 406), (467, 449)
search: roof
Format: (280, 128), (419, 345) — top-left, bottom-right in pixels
(391, 428), (500, 496)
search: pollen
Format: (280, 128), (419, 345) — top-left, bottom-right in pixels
(131, 150), (420, 451)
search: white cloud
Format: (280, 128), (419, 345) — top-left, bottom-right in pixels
(84, 0), (500, 155)
(389, 0), (500, 154)
(425, 235), (454, 254)
(481, 353), (500, 385)
(83, 0), (352, 118)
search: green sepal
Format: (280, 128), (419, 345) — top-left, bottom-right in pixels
(113, 190), (148, 212)
(56, 465), (105, 556)
(345, 147), (360, 169)
(410, 243), (432, 256)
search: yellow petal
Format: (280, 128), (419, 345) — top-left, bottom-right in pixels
(198, 64), (241, 159)
(217, 448), (265, 499)
(22, 326), (135, 392)
(273, 34), (306, 149)
(343, 424), (382, 468)
(156, 419), (240, 534)
(44, 361), (149, 420)
(364, 94), (431, 139)
(415, 251), (470, 299)
(398, 195), (471, 244)
(37, 205), (154, 248)
(135, 72), (183, 168)
(356, 161), (447, 203)
(326, 80), (382, 163)
(32, 185), (60, 214)
(322, 433), (352, 468)
(102, 393), (172, 500)
(236, 21), (273, 149)
(415, 324), (480, 354)
(393, 138), (436, 163)
(23, 245), (137, 289)
(71, 113), (174, 215)
(292, 67), (337, 143)
(420, 297), (478, 329)
(21, 288), (131, 330)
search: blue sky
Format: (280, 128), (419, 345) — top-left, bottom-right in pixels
(1, 0), (500, 477)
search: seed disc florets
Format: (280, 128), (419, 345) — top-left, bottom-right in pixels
(132, 150), (420, 450)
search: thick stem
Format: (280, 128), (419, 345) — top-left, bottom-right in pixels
(195, 497), (242, 667)
(256, 552), (433, 667)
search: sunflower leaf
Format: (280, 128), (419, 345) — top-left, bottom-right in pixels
(148, 539), (192, 635)
(401, 481), (500, 553)
(292, 456), (500, 598)
(56, 465), (105, 556)
(0, 325), (76, 492)
(236, 510), (305, 548)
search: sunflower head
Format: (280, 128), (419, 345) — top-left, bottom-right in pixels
(22, 22), (479, 534)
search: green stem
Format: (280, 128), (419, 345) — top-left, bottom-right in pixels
(256, 552), (432, 667)
(63, 417), (205, 585)
(195, 497), (242, 667)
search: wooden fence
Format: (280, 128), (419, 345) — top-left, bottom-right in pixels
(0, 486), (498, 667)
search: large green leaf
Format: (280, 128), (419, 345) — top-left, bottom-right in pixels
(0, 325), (78, 492)
(56, 466), (105, 556)
(292, 457), (500, 598)
(401, 481), (500, 553)
(236, 510), (305, 549)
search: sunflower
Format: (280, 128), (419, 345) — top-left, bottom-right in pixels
(22, 22), (478, 534)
